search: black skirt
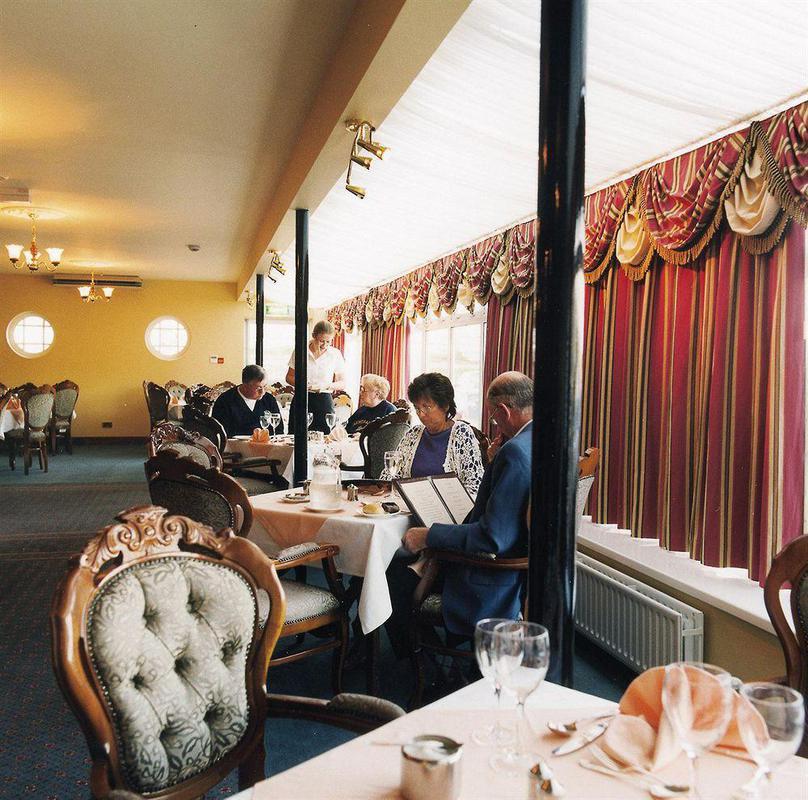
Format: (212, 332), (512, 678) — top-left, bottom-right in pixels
(289, 392), (335, 435)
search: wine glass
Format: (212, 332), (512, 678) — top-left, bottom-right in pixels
(307, 411), (314, 429)
(489, 621), (550, 775)
(268, 412), (281, 438)
(383, 451), (400, 500)
(325, 412), (337, 433)
(661, 662), (733, 799)
(259, 414), (269, 431)
(736, 682), (804, 799)
(472, 618), (515, 747)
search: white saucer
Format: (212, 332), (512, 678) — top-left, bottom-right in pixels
(305, 504), (343, 514)
(282, 493), (309, 504)
(232, 435), (252, 440)
(358, 508), (387, 517)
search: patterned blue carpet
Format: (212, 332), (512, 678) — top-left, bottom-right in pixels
(0, 443), (633, 799)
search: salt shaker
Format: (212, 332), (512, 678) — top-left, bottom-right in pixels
(346, 484), (359, 502)
(400, 735), (462, 800)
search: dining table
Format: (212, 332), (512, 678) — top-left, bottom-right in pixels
(226, 677), (808, 799)
(0, 401), (24, 441)
(227, 435), (364, 486)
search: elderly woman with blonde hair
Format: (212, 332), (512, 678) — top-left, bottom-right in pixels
(345, 373), (397, 434)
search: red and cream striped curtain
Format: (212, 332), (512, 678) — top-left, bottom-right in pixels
(581, 224), (805, 583)
(482, 293), (535, 436)
(361, 322), (410, 401)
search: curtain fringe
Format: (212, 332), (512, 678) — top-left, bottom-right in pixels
(750, 121), (808, 228)
(621, 244), (655, 281)
(738, 212), (791, 255)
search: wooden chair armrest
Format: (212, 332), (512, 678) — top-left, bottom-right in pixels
(266, 692), (406, 734)
(422, 548), (529, 570)
(339, 461), (365, 473)
(232, 456), (281, 469)
(273, 542), (340, 569)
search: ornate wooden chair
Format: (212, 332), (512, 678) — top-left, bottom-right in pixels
(145, 452), (350, 692)
(408, 445), (601, 708)
(142, 381), (170, 429)
(181, 407), (283, 495)
(184, 384), (213, 415)
(52, 506), (402, 798)
(764, 534), (808, 757)
(340, 408), (410, 479)
(147, 422), (224, 469)
(7, 384), (55, 475)
(51, 379), (80, 454)
(164, 380), (187, 402)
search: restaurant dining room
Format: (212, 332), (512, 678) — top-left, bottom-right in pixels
(1, 1), (807, 798)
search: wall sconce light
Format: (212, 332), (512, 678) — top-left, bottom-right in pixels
(267, 250), (286, 276)
(344, 119), (388, 199)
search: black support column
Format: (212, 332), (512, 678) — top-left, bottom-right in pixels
(292, 209), (309, 487)
(255, 273), (265, 366)
(527, 0), (587, 687)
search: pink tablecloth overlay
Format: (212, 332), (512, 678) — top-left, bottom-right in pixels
(247, 696), (807, 800)
(249, 492), (410, 633)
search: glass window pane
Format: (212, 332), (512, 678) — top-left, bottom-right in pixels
(451, 324), (484, 427)
(425, 328), (450, 376)
(409, 324), (424, 379)
(7, 314), (54, 356)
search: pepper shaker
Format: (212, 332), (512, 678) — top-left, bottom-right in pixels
(346, 484), (358, 502)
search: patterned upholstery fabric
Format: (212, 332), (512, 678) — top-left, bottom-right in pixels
(797, 572), (808, 653)
(366, 423), (409, 479)
(420, 593), (443, 624)
(54, 388), (78, 418)
(86, 557), (257, 793)
(160, 442), (214, 469)
(148, 479), (234, 532)
(26, 393), (54, 428)
(576, 475), (595, 529)
(280, 579), (341, 624)
(6, 429), (46, 441)
(275, 543), (321, 563)
(236, 476), (276, 497)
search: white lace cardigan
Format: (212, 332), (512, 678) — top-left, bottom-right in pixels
(380, 420), (484, 497)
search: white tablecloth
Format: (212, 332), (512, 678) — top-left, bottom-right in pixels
(0, 407), (24, 440)
(230, 677), (808, 800)
(226, 437), (363, 485)
(249, 492), (410, 634)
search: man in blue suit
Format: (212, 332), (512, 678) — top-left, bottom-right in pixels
(382, 372), (533, 658)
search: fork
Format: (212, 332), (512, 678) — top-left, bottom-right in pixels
(579, 760), (690, 798)
(588, 745), (689, 792)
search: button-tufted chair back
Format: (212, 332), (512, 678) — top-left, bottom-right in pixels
(145, 450), (253, 536)
(164, 380), (187, 402)
(148, 422), (223, 470)
(361, 408), (410, 479)
(24, 384), (56, 430)
(53, 379), (80, 419)
(51, 505), (286, 799)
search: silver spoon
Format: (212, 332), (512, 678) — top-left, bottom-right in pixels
(546, 711), (616, 735)
(579, 760), (690, 798)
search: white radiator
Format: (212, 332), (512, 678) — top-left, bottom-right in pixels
(575, 553), (704, 672)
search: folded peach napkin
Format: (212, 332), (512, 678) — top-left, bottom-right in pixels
(601, 665), (767, 771)
(251, 428), (270, 443)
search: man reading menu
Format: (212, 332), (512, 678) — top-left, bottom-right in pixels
(384, 372), (533, 657)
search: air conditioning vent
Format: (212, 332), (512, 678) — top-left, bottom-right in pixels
(52, 274), (142, 288)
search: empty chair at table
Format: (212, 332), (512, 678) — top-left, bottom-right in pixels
(51, 379), (79, 455)
(6, 384), (55, 475)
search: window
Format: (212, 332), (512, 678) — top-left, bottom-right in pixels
(342, 330), (362, 400)
(410, 306), (486, 427)
(145, 316), (189, 360)
(6, 313), (54, 358)
(244, 319), (295, 382)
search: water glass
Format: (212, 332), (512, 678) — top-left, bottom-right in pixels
(259, 414), (269, 431)
(269, 412), (281, 438)
(472, 618), (514, 747)
(307, 411), (314, 429)
(384, 451), (400, 500)
(325, 412), (337, 432)
(736, 682), (804, 799)
(489, 621), (550, 775)
(662, 662), (733, 799)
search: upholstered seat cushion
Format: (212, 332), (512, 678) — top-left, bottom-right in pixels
(87, 556), (257, 793)
(5, 428), (46, 441)
(420, 593), (443, 625)
(280, 579), (341, 624)
(162, 442), (213, 468)
(236, 476), (279, 496)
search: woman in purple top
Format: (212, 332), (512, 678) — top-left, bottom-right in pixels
(381, 373), (484, 496)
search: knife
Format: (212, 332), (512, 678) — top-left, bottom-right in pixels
(551, 721), (608, 756)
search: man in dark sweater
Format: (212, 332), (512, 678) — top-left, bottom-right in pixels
(212, 365), (284, 437)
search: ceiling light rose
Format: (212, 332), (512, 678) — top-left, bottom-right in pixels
(2, 208), (64, 272)
(344, 119), (388, 199)
(78, 272), (113, 303)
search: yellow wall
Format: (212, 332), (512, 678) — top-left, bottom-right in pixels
(0, 274), (250, 437)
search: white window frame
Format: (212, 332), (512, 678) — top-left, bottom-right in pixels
(6, 312), (55, 358)
(410, 305), (487, 427)
(145, 316), (190, 360)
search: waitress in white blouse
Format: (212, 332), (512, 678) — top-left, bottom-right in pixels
(285, 319), (346, 434)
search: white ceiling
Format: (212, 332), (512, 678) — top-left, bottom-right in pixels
(0, 0), (356, 281)
(273, 0), (808, 307)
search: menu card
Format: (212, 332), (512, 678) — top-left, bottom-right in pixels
(394, 473), (475, 527)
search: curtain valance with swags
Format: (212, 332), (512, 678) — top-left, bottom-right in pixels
(327, 101), (807, 584)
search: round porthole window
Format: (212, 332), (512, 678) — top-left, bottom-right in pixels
(145, 316), (189, 360)
(6, 312), (55, 358)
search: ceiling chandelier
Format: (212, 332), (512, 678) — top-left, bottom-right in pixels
(78, 272), (114, 303)
(344, 120), (389, 199)
(1, 206), (64, 271)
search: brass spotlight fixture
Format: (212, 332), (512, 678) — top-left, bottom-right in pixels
(344, 119), (388, 199)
